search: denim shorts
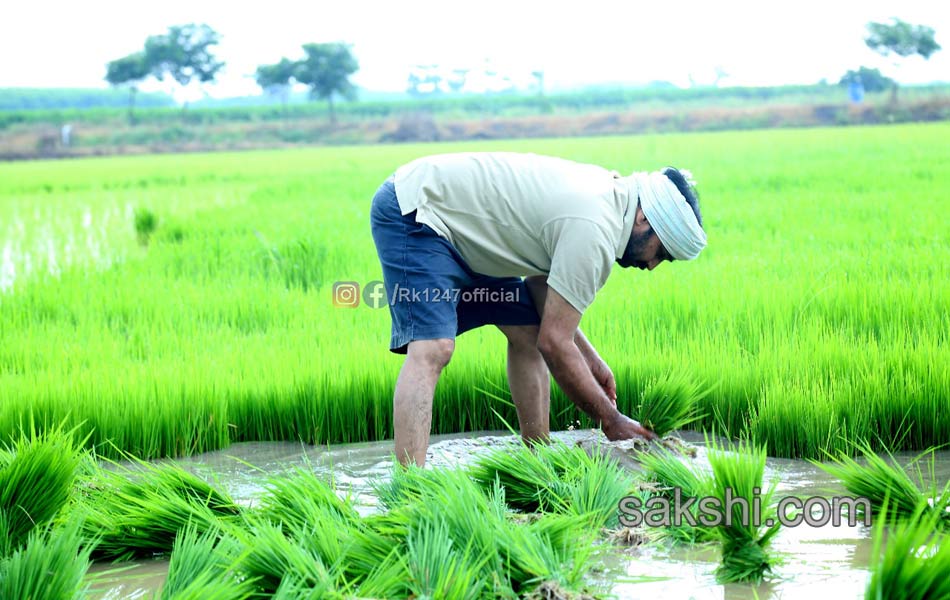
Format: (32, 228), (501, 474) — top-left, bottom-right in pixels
(370, 177), (541, 354)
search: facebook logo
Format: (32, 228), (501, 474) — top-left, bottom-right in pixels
(362, 280), (388, 309)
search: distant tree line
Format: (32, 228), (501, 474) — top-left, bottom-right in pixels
(0, 88), (172, 112)
(106, 24), (359, 125)
(91, 17), (939, 124)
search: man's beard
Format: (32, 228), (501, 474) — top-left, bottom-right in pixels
(616, 227), (654, 268)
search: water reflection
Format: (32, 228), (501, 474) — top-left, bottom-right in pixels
(0, 206), (125, 293)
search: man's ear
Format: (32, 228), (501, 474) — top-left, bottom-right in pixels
(634, 203), (649, 227)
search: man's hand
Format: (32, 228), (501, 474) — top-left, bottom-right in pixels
(602, 413), (658, 442)
(590, 358), (617, 408)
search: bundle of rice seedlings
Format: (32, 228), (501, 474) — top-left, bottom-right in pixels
(558, 450), (638, 529)
(0, 426), (84, 555)
(271, 577), (347, 600)
(402, 468), (508, 593)
(231, 508), (408, 600)
(79, 460), (241, 561)
(406, 516), (487, 600)
(228, 518), (342, 597)
(636, 448), (716, 544)
(634, 371), (707, 438)
(161, 526), (253, 600)
(865, 503), (950, 600)
(238, 469), (396, 593)
(257, 468), (360, 532)
(344, 512), (411, 589)
(0, 522), (91, 600)
(496, 512), (599, 595)
(256, 468), (363, 570)
(638, 448), (711, 498)
(815, 441), (949, 524)
(706, 438), (780, 584)
(345, 549), (410, 600)
(371, 459), (455, 510)
(369, 463), (604, 598)
(425, 467), (600, 597)
(469, 444), (566, 513)
(470, 441), (635, 528)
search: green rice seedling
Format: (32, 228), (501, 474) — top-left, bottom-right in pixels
(256, 467), (360, 534)
(0, 425), (84, 555)
(271, 577), (348, 600)
(134, 207), (158, 245)
(406, 466), (599, 596)
(161, 525), (253, 600)
(255, 468), (392, 589)
(229, 518), (342, 597)
(0, 521), (92, 600)
(865, 503), (950, 600)
(403, 468), (509, 588)
(636, 448), (717, 544)
(262, 238), (328, 292)
(494, 513), (599, 596)
(469, 444), (565, 513)
(368, 462), (604, 598)
(637, 448), (712, 499)
(814, 441), (948, 524)
(469, 440), (634, 527)
(346, 549), (410, 600)
(706, 438), (781, 584)
(557, 448), (637, 529)
(634, 371), (707, 438)
(163, 575), (255, 600)
(79, 460), (241, 561)
(406, 516), (488, 600)
(344, 512), (411, 589)
(371, 459), (455, 510)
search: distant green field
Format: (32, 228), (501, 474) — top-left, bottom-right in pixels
(5, 83), (947, 130)
(1, 124), (947, 460)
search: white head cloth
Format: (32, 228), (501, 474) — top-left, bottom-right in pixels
(630, 171), (707, 260)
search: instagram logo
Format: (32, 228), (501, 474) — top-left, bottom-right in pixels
(332, 281), (360, 307)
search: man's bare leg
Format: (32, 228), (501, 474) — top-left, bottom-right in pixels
(393, 338), (454, 467)
(498, 325), (550, 444)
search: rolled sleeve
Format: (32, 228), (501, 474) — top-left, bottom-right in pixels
(542, 218), (616, 314)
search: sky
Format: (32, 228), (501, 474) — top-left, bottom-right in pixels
(1, 0), (948, 102)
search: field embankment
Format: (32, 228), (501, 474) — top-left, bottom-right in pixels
(1, 86), (949, 160)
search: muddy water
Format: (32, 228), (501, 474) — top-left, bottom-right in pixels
(87, 430), (950, 599)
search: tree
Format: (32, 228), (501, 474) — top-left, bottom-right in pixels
(838, 67), (894, 93)
(531, 70), (545, 96)
(255, 58), (297, 112)
(447, 68), (469, 94)
(105, 52), (150, 124)
(864, 18), (941, 103)
(145, 24), (224, 107)
(294, 43), (358, 123)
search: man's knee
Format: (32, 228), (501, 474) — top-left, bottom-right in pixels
(406, 338), (455, 371)
(499, 325), (540, 351)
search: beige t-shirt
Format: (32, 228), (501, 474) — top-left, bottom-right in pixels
(393, 152), (635, 313)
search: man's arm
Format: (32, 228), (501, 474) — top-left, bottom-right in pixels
(525, 276), (601, 363)
(525, 276), (616, 404)
(528, 277), (656, 441)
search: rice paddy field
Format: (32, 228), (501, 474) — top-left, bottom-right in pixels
(1, 123), (949, 598)
(1, 123), (948, 460)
